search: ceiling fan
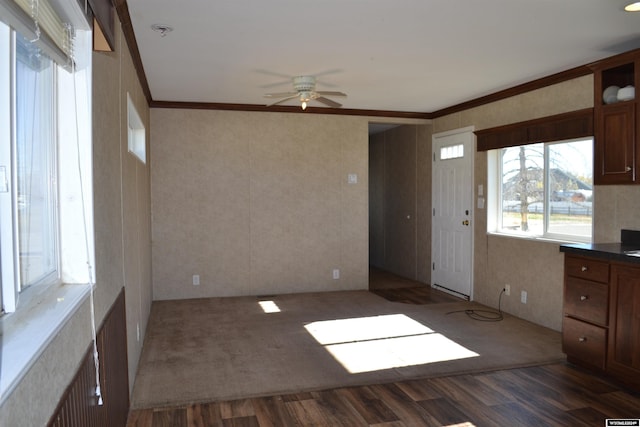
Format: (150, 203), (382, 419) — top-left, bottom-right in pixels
(264, 76), (347, 110)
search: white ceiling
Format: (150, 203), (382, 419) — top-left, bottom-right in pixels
(127, 0), (640, 113)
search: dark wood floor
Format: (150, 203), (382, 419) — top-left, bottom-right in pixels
(127, 363), (640, 427)
(127, 269), (640, 426)
(369, 268), (460, 304)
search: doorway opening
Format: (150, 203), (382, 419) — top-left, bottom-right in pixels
(368, 122), (443, 301)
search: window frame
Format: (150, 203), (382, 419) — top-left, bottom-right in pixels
(488, 137), (594, 243)
(1, 25), (62, 313)
(15, 32), (61, 292)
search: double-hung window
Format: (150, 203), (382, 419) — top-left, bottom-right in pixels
(1, 23), (60, 313)
(0, 0), (92, 314)
(3, 32), (59, 309)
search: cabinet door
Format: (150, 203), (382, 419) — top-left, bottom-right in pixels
(594, 103), (636, 184)
(607, 264), (640, 388)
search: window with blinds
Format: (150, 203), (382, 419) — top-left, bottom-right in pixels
(0, 0), (95, 405)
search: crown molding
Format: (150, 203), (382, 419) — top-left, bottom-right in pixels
(150, 100), (432, 119)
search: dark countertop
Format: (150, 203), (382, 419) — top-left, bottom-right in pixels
(560, 242), (640, 265)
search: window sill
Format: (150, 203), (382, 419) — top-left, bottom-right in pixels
(0, 282), (90, 405)
(486, 231), (591, 245)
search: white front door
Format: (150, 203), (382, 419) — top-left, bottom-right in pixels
(431, 127), (474, 299)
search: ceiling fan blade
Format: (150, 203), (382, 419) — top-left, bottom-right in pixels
(315, 91), (347, 97)
(265, 93), (299, 106)
(254, 69), (293, 79)
(260, 80), (292, 89)
(315, 97), (342, 108)
(264, 92), (297, 98)
(314, 68), (343, 77)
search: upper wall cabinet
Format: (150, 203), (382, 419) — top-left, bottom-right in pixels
(590, 50), (639, 185)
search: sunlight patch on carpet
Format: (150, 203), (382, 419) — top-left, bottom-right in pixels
(305, 314), (479, 374)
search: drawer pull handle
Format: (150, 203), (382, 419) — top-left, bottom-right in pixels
(581, 266), (588, 272)
(580, 295), (588, 301)
(579, 337), (587, 342)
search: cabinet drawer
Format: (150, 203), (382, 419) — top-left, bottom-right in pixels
(565, 256), (609, 283)
(564, 277), (608, 325)
(563, 316), (607, 370)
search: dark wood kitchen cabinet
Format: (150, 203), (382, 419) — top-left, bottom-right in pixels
(590, 49), (639, 185)
(563, 254), (640, 390)
(563, 254), (609, 370)
(607, 263), (640, 385)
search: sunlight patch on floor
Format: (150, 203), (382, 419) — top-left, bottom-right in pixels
(305, 314), (479, 374)
(258, 300), (281, 313)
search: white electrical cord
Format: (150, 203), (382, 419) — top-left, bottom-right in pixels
(68, 25), (103, 406)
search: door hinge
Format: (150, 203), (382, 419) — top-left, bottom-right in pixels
(433, 208), (435, 216)
(433, 152), (435, 162)
(432, 262), (435, 271)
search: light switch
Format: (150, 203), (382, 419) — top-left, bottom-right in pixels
(348, 173), (358, 184)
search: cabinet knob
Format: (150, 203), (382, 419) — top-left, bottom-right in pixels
(580, 295), (588, 301)
(581, 266), (588, 272)
(579, 337), (587, 342)
(626, 166), (632, 172)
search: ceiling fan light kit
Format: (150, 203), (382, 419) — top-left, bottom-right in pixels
(625, 1), (640, 11)
(264, 75), (347, 110)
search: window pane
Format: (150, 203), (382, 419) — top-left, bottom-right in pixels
(547, 139), (593, 238)
(440, 144), (464, 160)
(500, 143), (544, 235)
(16, 35), (57, 289)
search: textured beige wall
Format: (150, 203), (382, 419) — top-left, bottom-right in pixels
(91, 20), (152, 394)
(416, 124), (433, 283)
(434, 74), (640, 331)
(594, 184), (640, 243)
(151, 109), (369, 299)
(384, 126), (418, 278)
(368, 125), (432, 282)
(0, 21), (152, 426)
(369, 133), (385, 267)
(116, 26), (153, 387)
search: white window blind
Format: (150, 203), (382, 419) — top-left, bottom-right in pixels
(0, 0), (89, 68)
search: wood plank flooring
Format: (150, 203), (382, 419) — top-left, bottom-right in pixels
(370, 286), (460, 305)
(127, 269), (640, 426)
(127, 363), (640, 427)
(369, 268), (460, 305)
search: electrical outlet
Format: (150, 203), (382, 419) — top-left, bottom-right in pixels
(333, 269), (340, 280)
(504, 284), (510, 296)
(521, 290), (527, 304)
(193, 274), (200, 286)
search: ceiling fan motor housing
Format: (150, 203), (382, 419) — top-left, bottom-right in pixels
(293, 76), (316, 92)
(264, 75), (344, 108)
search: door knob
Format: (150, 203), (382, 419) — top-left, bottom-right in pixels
(462, 220), (470, 226)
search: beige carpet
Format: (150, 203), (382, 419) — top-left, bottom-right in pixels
(130, 290), (564, 409)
